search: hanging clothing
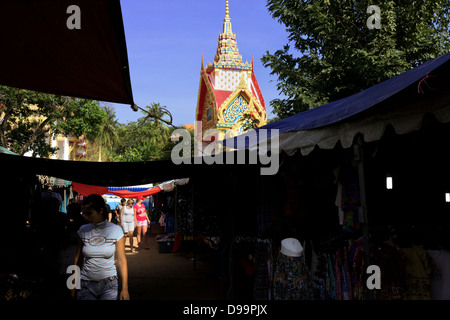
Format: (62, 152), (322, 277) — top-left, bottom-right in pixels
(349, 238), (366, 300)
(176, 196), (193, 235)
(371, 241), (407, 300)
(310, 251), (327, 300)
(338, 167), (361, 234)
(401, 245), (435, 300)
(341, 247), (353, 300)
(159, 213), (166, 227)
(253, 239), (272, 300)
(325, 253), (336, 300)
(165, 213), (175, 234)
(273, 252), (313, 300)
(427, 250), (450, 300)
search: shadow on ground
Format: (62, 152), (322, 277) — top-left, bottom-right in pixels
(123, 234), (221, 300)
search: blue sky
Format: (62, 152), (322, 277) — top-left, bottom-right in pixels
(111, 0), (290, 126)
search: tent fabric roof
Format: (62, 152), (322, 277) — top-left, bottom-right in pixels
(71, 179), (189, 197)
(0, 151), (261, 186)
(0, 146), (17, 155)
(72, 182), (162, 198)
(222, 52), (450, 153)
(0, 0), (135, 108)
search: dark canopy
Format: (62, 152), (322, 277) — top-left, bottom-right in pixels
(0, 0), (135, 108)
(223, 52), (450, 151)
(0, 151), (262, 186)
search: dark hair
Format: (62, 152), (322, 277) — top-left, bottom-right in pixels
(82, 194), (108, 219)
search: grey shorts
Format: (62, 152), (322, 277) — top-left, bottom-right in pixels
(121, 221), (135, 233)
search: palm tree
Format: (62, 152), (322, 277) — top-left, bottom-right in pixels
(97, 106), (119, 161)
(136, 102), (173, 143)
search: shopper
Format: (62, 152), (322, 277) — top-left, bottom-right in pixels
(115, 198), (126, 225)
(103, 197), (114, 223)
(73, 194), (129, 300)
(134, 196), (150, 250)
(120, 199), (136, 252)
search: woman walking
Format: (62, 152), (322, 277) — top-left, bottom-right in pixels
(120, 199), (136, 252)
(115, 198), (126, 225)
(134, 196), (150, 250)
(73, 194), (129, 300)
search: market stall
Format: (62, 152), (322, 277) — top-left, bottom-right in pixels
(213, 51), (450, 300)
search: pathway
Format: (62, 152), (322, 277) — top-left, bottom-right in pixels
(123, 232), (221, 300)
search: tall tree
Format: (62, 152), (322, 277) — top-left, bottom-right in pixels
(96, 106), (119, 161)
(262, 0), (450, 118)
(137, 102), (174, 143)
(0, 86), (105, 156)
(111, 103), (176, 162)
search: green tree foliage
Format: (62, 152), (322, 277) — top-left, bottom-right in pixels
(0, 86), (105, 156)
(110, 103), (178, 162)
(262, 0), (450, 118)
(0, 85), (182, 162)
(96, 106), (119, 161)
(239, 113), (260, 132)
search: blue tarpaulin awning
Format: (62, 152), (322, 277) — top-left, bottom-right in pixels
(222, 52), (450, 155)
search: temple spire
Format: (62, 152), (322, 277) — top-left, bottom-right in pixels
(212, 0), (251, 71)
(223, 0), (232, 35)
(225, 0), (230, 20)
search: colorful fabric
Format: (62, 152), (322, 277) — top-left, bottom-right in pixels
(371, 241), (407, 300)
(72, 181), (161, 198)
(274, 253), (313, 300)
(349, 238), (366, 300)
(338, 168), (361, 234)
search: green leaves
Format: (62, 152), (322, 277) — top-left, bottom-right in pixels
(0, 86), (105, 157)
(0, 84), (178, 162)
(109, 103), (178, 162)
(263, 0), (450, 118)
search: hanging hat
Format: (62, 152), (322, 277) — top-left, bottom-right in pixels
(280, 238), (303, 257)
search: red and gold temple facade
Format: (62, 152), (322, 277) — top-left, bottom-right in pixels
(195, 0), (267, 153)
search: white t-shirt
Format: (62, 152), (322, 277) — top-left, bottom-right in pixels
(78, 220), (123, 281)
(121, 205), (135, 223)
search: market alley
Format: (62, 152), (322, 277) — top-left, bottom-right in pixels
(122, 232), (221, 300)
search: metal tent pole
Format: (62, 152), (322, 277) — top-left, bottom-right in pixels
(354, 135), (373, 300)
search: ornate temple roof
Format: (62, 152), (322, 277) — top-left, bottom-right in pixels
(196, 0), (266, 132)
(207, 0), (251, 72)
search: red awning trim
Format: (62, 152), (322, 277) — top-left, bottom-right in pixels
(72, 182), (162, 198)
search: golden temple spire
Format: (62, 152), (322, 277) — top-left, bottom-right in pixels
(223, 0), (232, 35)
(225, 0), (230, 20)
(211, 0), (251, 71)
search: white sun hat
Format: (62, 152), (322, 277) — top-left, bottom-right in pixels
(280, 238), (304, 257)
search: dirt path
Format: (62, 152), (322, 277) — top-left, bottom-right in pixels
(123, 234), (221, 300)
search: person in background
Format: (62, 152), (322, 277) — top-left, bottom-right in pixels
(103, 197), (114, 223)
(134, 196), (150, 250)
(120, 199), (136, 252)
(73, 194), (129, 300)
(115, 198), (126, 225)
